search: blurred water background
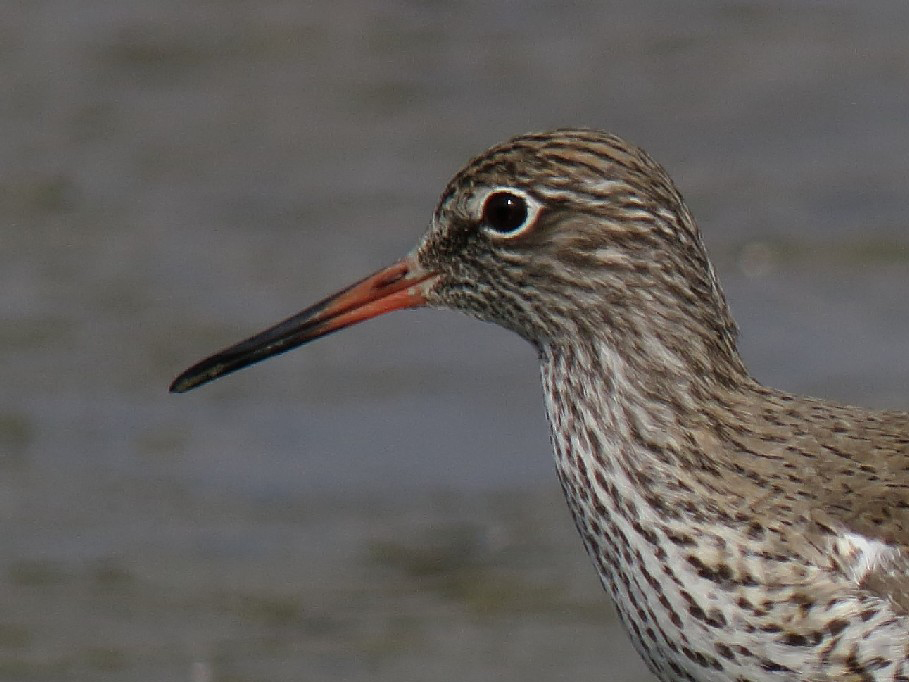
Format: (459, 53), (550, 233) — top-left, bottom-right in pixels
(3, 1), (909, 680)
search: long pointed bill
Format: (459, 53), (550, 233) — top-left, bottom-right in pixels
(170, 254), (437, 393)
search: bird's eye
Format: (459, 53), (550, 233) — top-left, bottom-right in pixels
(481, 191), (533, 236)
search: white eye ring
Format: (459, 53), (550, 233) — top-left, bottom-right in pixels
(478, 188), (543, 239)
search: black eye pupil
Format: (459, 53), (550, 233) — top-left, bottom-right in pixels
(482, 192), (529, 234)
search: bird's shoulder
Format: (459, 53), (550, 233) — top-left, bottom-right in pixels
(717, 386), (909, 530)
(719, 386), (909, 612)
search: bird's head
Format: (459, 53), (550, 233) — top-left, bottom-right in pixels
(171, 129), (742, 394)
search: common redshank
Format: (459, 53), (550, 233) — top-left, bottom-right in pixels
(172, 129), (909, 681)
